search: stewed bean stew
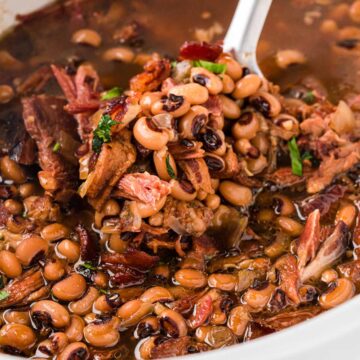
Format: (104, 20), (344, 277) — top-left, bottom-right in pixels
(0, 0), (360, 359)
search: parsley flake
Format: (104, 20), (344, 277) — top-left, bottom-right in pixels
(302, 91), (316, 105)
(82, 262), (97, 270)
(101, 87), (123, 101)
(288, 137), (303, 176)
(52, 142), (61, 153)
(0, 290), (9, 301)
(92, 114), (119, 153)
(166, 155), (177, 179)
(193, 60), (227, 74)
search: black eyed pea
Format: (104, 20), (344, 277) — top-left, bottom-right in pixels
(52, 274), (87, 301)
(275, 49), (306, 69)
(219, 73), (235, 94)
(83, 316), (120, 348)
(335, 203), (357, 227)
(0, 84), (14, 104)
(138, 336), (157, 360)
(15, 235), (48, 266)
(57, 342), (89, 360)
(218, 94), (240, 119)
(243, 283), (276, 310)
(208, 273), (237, 292)
(56, 239), (81, 263)
(205, 194), (221, 210)
(217, 53), (243, 80)
(136, 196), (167, 218)
(169, 83), (209, 105)
(94, 199), (121, 228)
(227, 305), (250, 336)
(232, 112), (260, 140)
(272, 194), (295, 216)
(151, 94), (191, 118)
(153, 148), (177, 181)
(117, 299), (154, 328)
(190, 67), (223, 95)
(276, 216), (303, 237)
(135, 316), (160, 339)
(232, 74), (262, 99)
(140, 286), (174, 304)
(4, 199), (23, 215)
(0, 323), (36, 351)
(93, 295), (113, 313)
(71, 29), (102, 47)
(319, 278), (355, 309)
(0, 250), (22, 278)
(321, 269), (338, 284)
(250, 91), (282, 118)
(0, 156), (26, 183)
(94, 271), (108, 288)
(103, 46), (135, 63)
(31, 300), (70, 329)
(65, 315), (85, 342)
(37, 332), (69, 356)
(158, 308), (188, 338)
(219, 181), (253, 206)
(174, 269), (207, 289)
(140, 91), (163, 113)
(133, 116), (169, 151)
(246, 154), (268, 175)
(179, 105), (208, 139)
(3, 310), (30, 325)
(69, 287), (99, 315)
(18, 183), (36, 198)
(40, 223), (70, 242)
(44, 258), (65, 281)
(170, 179), (197, 202)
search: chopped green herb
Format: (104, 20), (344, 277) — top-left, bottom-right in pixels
(171, 61), (178, 68)
(0, 290), (9, 301)
(193, 60), (227, 74)
(99, 288), (109, 295)
(82, 262), (97, 270)
(101, 87), (123, 101)
(288, 137), (303, 176)
(301, 151), (313, 161)
(52, 142), (61, 153)
(22, 210), (27, 218)
(92, 114), (119, 153)
(166, 155), (177, 179)
(303, 91), (316, 105)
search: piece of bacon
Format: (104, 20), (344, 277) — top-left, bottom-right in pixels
(187, 294), (213, 329)
(179, 41), (222, 61)
(300, 184), (347, 216)
(297, 209), (321, 271)
(117, 172), (171, 207)
(274, 254), (300, 305)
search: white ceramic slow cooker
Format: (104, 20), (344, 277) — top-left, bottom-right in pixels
(0, 1), (358, 359)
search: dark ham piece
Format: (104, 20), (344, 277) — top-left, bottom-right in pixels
(307, 142), (360, 193)
(117, 172), (171, 207)
(162, 197), (213, 237)
(22, 95), (79, 201)
(130, 58), (171, 93)
(83, 134), (136, 210)
(101, 248), (159, 287)
(51, 64), (100, 141)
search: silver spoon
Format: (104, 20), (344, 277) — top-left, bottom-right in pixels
(224, 0), (273, 77)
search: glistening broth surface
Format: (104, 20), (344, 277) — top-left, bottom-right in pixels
(0, 0), (359, 359)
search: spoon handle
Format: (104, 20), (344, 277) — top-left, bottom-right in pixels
(224, 0), (273, 76)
